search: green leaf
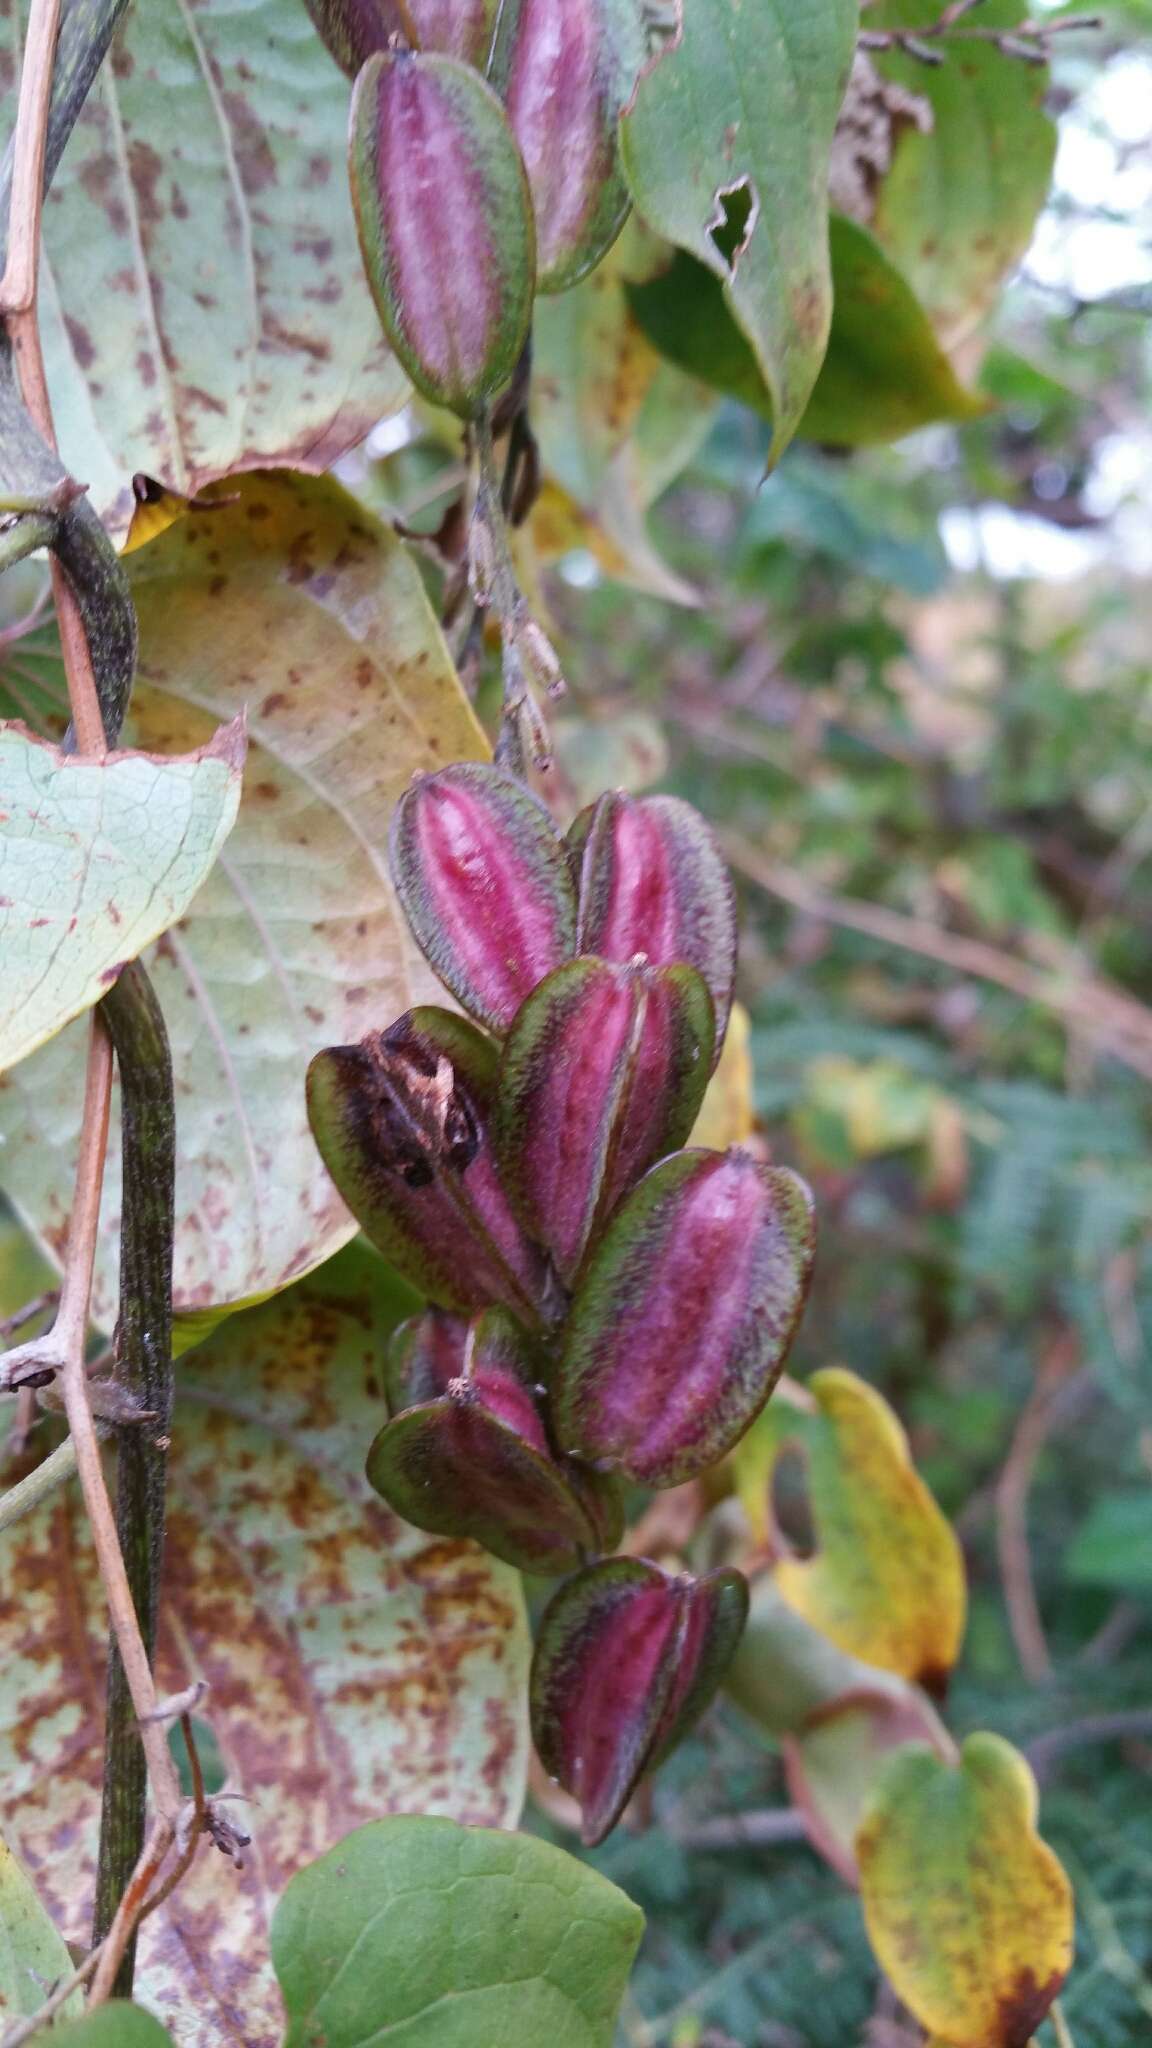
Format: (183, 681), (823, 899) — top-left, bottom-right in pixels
(857, 1734), (1074, 2048)
(628, 219), (986, 447)
(868, 0), (1057, 348)
(1065, 1489), (1152, 1590)
(0, 470), (487, 1327)
(0, 1243), (530, 2046)
(0, 0), (410, 537)
(0, 718), (243, 1076)
(271, 1815), (644, 2048)
(0, 1829), (81, 2023)
(620, 0), (859, 459)
(49, 2009), (174, 2048)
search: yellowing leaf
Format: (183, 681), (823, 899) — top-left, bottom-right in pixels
(857, 1734), (1074, 2048)
(0, 471), (487, 1325)
(0, 1829), (81, 2024)
(690, 1001), (755, 1153)
(0, 718), (244, 1075)
(740, 1369), (965, 1689)
(0, 1243), (530, 2048)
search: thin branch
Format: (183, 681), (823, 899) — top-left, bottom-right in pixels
(995, 1345), (1087, 1686)
(87, 1817), (176, 2007)
(0, 0), (59, 313)
(1027, 1710), (1152, 1784)
(0, 1434), (78, 1534)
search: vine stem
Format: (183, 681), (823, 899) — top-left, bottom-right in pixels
(1, 0), (181, 1842)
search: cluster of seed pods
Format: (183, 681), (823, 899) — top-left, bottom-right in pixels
(308, 765), (817, 1843)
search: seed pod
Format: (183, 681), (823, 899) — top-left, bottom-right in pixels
(350, 51), (536, 417)
(303, 1), (500, 73)
(531, 1558), (749, 1844)
(384, 1308), (474, 1413)
(555, 1148), (816, 1486)
(495, 956), (715, 1285)
(390, 764), (577, 1032)
(569, 791), (737, 1056)
(493, 0), (645, 292)
(307, 1006), (550, 1323)
(367, 1310), (614, 1574)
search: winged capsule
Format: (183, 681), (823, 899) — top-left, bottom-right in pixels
(304, 0), (499, 75)
(555, 1147), (817, 1486)
(569, 791), (738, 1057)
(492, 0), (645, 292)
(349, 51), (536, 417)
(390, 764), (578, 1032)
(367, 1310), (623, 1574)
(306, 1006), (551, 1324)
(530, 1558), (749, 1844)
(495, 956), (715, 1285)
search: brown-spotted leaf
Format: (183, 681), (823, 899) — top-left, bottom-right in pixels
(0, 0), (410, 539)
(0, 470), (486, 1329)
(857, 1734), (1075, 2047)
(732, 1368), (965, 1691)
(0, 1242), (530, 2048)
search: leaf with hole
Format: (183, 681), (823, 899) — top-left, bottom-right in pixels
(620, 0), (859, 459)
(0, 1242), (531, 2048)
(272, 1815), (644, 2047)
(857, 1734), (1074, 2048)
(0, 470), (486, 1330)
(0, 719), (243, 1076)
(0, 0), (411, 538)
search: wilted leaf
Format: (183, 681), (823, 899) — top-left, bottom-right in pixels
(272, 1815), (644, 2047)
(0, 1242), (530, 2048)
(0, 0), (410, 537)
(868, 0), (1057, 349)
(0, 471), (486, 1327)
(51, 2011), (175, 2048)
(628, 220), (986, 447)
(531, 229), (717, 603)
(620, 0), (858, 458)
(690, 1001), (755, 1152)
(735, 1369), (965, 1690)
(0, 719), (243, 1076)
(857, 1734), (1075, 2047)
(0, 1829), (81, 2023)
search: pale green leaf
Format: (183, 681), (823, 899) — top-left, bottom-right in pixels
(50, 2010), (174, 2047)
(0, 1242), (530, 2048)
(0, 1830), (81, 2023)
(620, 0), (859, 458)
(0, 471), (487, 1326)
(272, 1816), (644, 2048)
(0, 0), (410, 537)
(0, 718), (243, 1075)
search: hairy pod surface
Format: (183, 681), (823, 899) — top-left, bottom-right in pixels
(303, 0), (499, 73)
(306, 1006), (550, 1321)
(569, 791), (737, 1057)
(390, 764), (578, 1031)
(349, 51), (536, 416)
(495, 956), (715, 1284)
(494, 0), (644, 291)
(555, 1147), (817, 1486)
(531, 1558), (749, 1843)
(367, 1310), (618, 1574)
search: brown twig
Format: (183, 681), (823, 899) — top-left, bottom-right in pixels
(87, 1816), (177, 2007)
(995, 1337), (1086, 1686)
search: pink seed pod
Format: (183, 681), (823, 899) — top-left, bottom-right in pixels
(306, 1006), (552, 1325)
(555, 1147), (817, 1487)
(494, 0), (645, 292)
(495, 956), (715, 1285)
(531, 1558), (749, 1844)
(390, 763), (578, 1032)
(568, 790), (738, 1058)
(304, 0), (500, 74)
(367, 1310), (622, 1574)
(350, 51), (535, 417)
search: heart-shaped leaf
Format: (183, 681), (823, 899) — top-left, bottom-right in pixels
(857, 1734), (1075, 2048)
(350, 51), (535, 416)
(556, 1148), (816, 1486)
(0, 471), (486, 1329)
(495, 957), (715, 1285)
(620, 0), (859, 458)
(390, 763), (578, 1032)
(0, 718), (243, 1074)
(0, 1241), (530, 2047)
(272, 1816), (644, 2047)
